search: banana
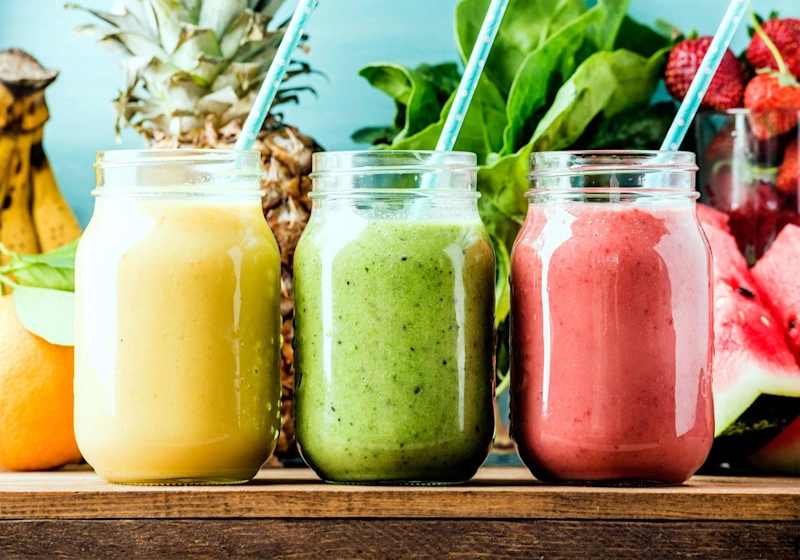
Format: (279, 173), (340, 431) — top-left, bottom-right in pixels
(0, 50), (80, 274)
(29, 130), (82, 252)
(0, 84), (20, 132)
(20, 91), (49, 133)
(0, 133), (16, 210)
(0, 133), (39, 255)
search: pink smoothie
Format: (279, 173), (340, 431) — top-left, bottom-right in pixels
(510, 202), (714, 483)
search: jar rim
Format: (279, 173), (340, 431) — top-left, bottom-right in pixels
(95, 148), (262, 169)
(529, 150), (698, 178)
(311, 150), (478, 176)
(310, 150), (479, 198)
(93, 149), (264, 197)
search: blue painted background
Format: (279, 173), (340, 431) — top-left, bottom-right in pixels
(0, 0), (795, 225)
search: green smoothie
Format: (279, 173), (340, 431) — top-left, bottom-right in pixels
(294, 215), (495, 483)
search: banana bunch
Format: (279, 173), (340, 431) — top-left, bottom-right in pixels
(0, 49), (82, 291)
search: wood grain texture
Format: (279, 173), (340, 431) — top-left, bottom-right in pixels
(0, 519), (798, 559)
(0, 467), (798, 522)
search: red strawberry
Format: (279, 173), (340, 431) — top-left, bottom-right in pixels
(665, 37), (745, 110)
(743, 74), (800, 139)
(778, 138), (799, 194)
(744, 14), (800, 140)
(746, 18), (800, 79)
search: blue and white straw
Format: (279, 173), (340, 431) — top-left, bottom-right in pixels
(435, 0), (509, 152)
(235, 0), (319, 150)
(661, 0), (750, 151)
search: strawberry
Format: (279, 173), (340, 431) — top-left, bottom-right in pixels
(743, 74), (800, 139)
(777, 138), (799, 194)
(665, 37), (745, 110)
(744, 13), (800, 140)
(746, 18), (800, 79)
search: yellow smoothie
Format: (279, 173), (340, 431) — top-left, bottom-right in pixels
(75, 196), (282, 484)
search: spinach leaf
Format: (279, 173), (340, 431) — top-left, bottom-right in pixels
(455, 0), (586, 95)
(353, 62), (460, 144)
(390, 75), (507, 165)
(0, 239), (78, 292)
(529, 47), (669, 152)
(501, 0), (629, 156)
(350, 126), (397, 146)
(614, 15), (673, 57)
(581, 101), (677, 150)
(12, 285), (75, 346)
(492, 232), (511, 328)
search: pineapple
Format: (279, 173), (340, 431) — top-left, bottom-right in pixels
(71, 0), (322, 459)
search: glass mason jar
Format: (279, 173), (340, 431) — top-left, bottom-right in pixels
(510, 151), (714, 484)
(74, 150), (282, 485)
(293, 151), (496, 484)
(696, 109), (800, 265)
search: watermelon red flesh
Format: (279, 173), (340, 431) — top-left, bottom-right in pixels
(748, 414), (800, 474)
(698, 211), (800, 435)
(752, 224), (800, 364)
(696, 203), (731, 232)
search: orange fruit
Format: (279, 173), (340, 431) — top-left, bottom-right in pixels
(0, 295), (81, 470)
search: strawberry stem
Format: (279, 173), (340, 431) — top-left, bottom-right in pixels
(750, 9), (790, 76)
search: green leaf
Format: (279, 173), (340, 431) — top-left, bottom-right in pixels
(492, 234), (511, 328)
(455, 0), (586, 94)
(529, 47), (669, 152)
(477, 142), (532, 233)
(500, 4), (609, 156)
(0, 240), (78, 292)
(351, 126), (398, 145)
(580, 101), (677, 150)
(388, 75), (507, 165)
(358, 62), (460, 144)
(451, 75), (507, 160)
(614, 15), (673, 57)
(12, 286), (75, 346)
(583, 0), (630, 52)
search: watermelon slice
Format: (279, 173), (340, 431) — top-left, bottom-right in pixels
(749, 415), (800, 474)
(697, 206), (800, 435)
(752, 224), (800, 364)
(696, 203), (731, 232)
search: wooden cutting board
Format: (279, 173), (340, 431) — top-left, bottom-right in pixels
(0, 466), (797, 558)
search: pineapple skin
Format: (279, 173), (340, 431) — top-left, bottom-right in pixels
(152, 117), (322, 459)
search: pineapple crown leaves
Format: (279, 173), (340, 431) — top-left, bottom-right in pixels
(67, 0), (315, 141)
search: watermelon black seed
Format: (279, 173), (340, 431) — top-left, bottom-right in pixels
(790, 319), (796, 330)
(736, 287), (756, 299)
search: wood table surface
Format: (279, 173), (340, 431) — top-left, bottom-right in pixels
(0, 466), (798, 558)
